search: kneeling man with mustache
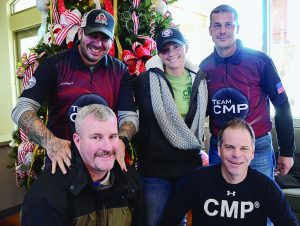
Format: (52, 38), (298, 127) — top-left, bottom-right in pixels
(21, 104), (144, 226)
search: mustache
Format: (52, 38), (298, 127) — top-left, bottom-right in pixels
(217, 34), (230, 39)
(94, 150), (115, 158)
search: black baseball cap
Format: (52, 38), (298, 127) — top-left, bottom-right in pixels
(68, 93), (108, 132)
(81, 9), (115, 40)
(156, 28), (186, 52)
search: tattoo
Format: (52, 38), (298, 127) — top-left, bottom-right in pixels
(19, 110), (54, 149)
(119, 121), (136, 140)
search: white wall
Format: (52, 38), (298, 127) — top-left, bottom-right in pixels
(0, 0), (15, 142)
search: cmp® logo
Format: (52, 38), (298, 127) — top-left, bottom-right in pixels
(211, 87), (249, 127)
(204, 199), (260, 219)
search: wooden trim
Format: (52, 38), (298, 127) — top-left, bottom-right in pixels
(0, 204), (21, 219)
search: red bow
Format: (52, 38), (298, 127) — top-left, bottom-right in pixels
(123, 37), (156, 76)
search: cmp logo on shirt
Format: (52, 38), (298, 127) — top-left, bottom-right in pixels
(67, 93), (108, 132)
(211, 87), (249, 127)
(183, 86), (192, 101)
(204, 198), (260, 219)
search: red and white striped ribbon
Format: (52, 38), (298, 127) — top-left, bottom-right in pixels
(15, 168), (26, 187)
(134, 59), (142, 75)
(123, 53), (137, 62)
(17, 149), (27, 164)
(15, 164), (38, 187)
(24, 142), (35, 152)
(132, 41), (139, 51)
(18, 142), (35, 164)
(137, 35), (157, 51)
(16, 52), (38, 89)
(22, 52), (37, 66)
(52, 0), (60, 25)
(18, 127), (35, 165)
(132, 0), (141, 8)
(55, 9), (81, 46)
(132, 11), (139, 35)
(19, 128), (27, 143)
(22, 71), (30, 88)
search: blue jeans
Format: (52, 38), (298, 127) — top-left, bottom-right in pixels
(141, 177), (187, 226)
(209, 133), (275, 179)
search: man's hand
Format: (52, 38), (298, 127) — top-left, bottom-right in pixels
(276, 156), (294, 175)
(18, 110), (72, 174)
(116, 138), (127, 172)
(118, 119), (137, 172)
(46, 137), (71, 174)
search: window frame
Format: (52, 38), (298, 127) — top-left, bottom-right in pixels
(10, 0), (36, 15)
(14, 26), (39, 96)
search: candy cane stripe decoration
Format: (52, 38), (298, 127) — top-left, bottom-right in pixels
(133, 0), (141, 8)
(132, 11), (139, 35)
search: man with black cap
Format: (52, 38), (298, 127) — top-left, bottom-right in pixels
(11, 9), (138, 174)
(133, 27), (208, 226)
(21, 104), (144, 226)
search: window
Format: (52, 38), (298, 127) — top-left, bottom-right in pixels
(11, 0), (36, 14)
(169, 2), (211, 64)
(270, 0), (300, 119)
(170, 0), (299, 121)
(18, 34), (39, 58)
(15, 27), (39, 96)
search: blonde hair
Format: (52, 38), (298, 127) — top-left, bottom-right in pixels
(75, 104), (116, 134)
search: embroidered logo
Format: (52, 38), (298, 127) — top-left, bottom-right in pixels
(227, 190), (236, 196)
(183, 86), (192, 100)
(59, 82), (74, 86)
(276, 82), (285, 94)
(162, 28), (173, 37)
(95, 13), (108, 25)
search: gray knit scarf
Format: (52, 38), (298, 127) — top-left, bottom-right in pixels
(149, 71), (206, 150)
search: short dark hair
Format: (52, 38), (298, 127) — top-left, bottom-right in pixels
(218, 118), (255, 147)
(210, 4), (239, 27)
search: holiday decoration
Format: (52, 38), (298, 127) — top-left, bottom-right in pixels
(44, 8), (82, 48)
(9, 0), (177, 188)
(36, 0), (49, 41)
(123, 36), (156, 75)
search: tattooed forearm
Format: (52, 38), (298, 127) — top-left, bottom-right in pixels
(119, 121), (137, 140)
(19, 110), (54, 148)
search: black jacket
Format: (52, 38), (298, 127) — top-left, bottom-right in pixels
(133, 65), (207, 178)
(21, 144), (144, 226)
